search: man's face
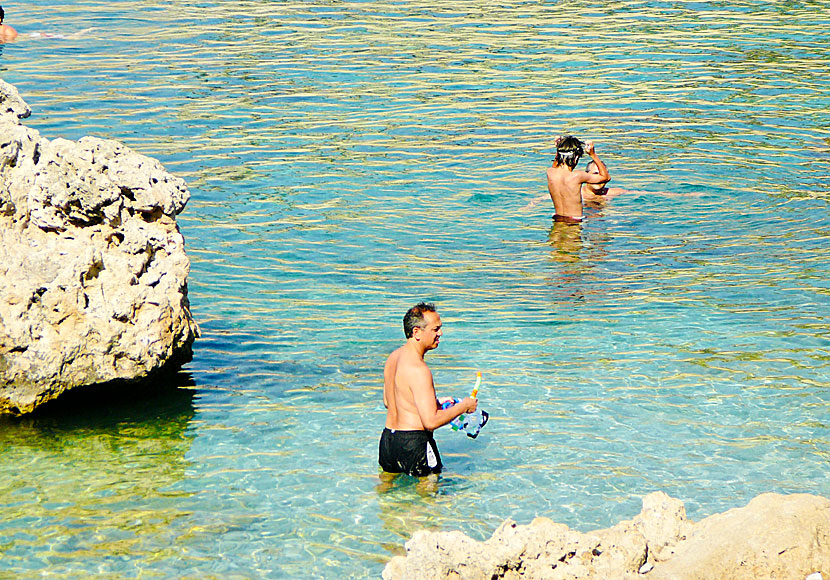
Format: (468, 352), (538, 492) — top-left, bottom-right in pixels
(415, 311), (443, 350)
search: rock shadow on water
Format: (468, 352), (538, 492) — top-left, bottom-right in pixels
(0, 369), (198, 492)
(0, 371), (199, 578)
(0, 370), (198, 471)
(1, 369), (197, 429)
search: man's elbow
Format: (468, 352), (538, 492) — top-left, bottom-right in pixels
(422, 417), (443, 431)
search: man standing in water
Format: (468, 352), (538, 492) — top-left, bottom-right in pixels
(545, 135), (610, 222)
(0, 6), (18, 42)
(379, 302), (477, 477)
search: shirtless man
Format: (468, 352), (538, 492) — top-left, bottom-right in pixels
(0, 7), (18, 42)
(545, 135), (610, 222)
(379, 302), (477, 477)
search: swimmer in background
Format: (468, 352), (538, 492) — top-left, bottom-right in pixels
(0, 7), (94, 42)
(581, 160), (627, 203)
(528, 144), (701, 212)
(545, 136), (610, 223)
(0, 6), (18, 42)
(582, 160), (702, 202)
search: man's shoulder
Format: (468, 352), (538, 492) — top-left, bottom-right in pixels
(397, 349), (428, 370)
(387, 345), (427, 369)
(395, 354), (431, 387)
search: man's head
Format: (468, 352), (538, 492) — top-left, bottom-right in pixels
(0, 7), (5, 24)
(403, 302), (442, 349)
(586, 160), (610, 182)
(555, 135), (585, 170)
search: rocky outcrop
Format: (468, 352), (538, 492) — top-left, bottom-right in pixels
(0, 79), (199, 415)
(383, 492), (830, 580)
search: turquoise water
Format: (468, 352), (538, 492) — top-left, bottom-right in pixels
(2, 0), (830, 577)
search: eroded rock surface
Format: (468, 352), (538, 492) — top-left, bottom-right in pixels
(0, 79), (199, 415)
(383, 491), (830, 580)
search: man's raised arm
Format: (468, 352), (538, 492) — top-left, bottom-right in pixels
(582, 141), (610, 184)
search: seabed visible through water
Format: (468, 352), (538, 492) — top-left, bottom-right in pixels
(1, 1), (830, 578)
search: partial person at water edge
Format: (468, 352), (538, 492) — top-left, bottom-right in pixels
(543, 136), (610, 223)
(0, 7), (94, 41)
(379, 302), (477, 478)
(0, 6), (18, 42)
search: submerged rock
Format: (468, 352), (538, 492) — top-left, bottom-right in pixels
(0, 78), (199, 415)
(383, 491), (830, 580)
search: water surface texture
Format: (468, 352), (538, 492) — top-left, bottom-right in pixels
(2, 1), (830, 578)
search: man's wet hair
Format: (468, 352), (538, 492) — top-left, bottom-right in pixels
(0, 7), (5, 23)
(403, 302), (437, 338)
(555, 136), (585, 170)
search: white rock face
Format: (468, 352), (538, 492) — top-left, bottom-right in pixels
(0, 79), (199, 415)
(383, 491), (830, 580)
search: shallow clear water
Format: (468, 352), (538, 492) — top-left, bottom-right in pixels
(2, 0), (830, 577)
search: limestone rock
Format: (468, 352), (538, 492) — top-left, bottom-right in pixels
(649, 493), (830, 580)
(0, 79), (30, 122)
(0, 78), (199, 415)
(383, 491), (685, 580)
(383, 492), (830, 580)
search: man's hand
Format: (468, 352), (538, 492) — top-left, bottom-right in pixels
(460, 397), (478, 413)
(585, 140), (595, 155)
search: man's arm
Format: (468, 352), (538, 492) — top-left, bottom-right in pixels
(410, 366), (477, 431)
(382, 350), (399, 412)
(582, 141), (610, 184)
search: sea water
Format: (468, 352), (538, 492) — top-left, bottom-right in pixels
(1, 0), (829, 577)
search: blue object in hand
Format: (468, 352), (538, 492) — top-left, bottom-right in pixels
(441, 397), (489, 439)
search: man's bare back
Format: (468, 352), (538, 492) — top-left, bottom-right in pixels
(546, 137), (610, 220)
(0, 6), (95, 43)
(383, 344), (432, 431)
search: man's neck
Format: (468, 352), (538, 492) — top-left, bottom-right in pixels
(405, 339), (427, 360)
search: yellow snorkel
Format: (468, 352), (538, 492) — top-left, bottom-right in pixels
(471, 371), (482, 399)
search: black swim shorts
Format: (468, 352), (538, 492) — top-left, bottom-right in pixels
(378, 428), (442, 477)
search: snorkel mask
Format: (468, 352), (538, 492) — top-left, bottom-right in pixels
(555, 136), (585, 170)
